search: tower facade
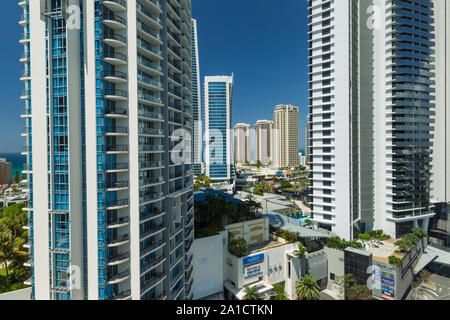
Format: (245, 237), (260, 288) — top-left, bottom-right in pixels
(20, 0), (194, 300)
(255, 120), (273, 165)
(234, 123), (251, 164)
(204, 75), (235, 182)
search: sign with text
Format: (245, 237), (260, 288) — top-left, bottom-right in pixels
(243, 253), (265, 267)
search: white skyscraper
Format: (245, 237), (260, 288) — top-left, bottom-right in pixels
(308, 0), (437, 240)
(255, 120), (273, 165)
(430, 0), (450, 247)
(20, 0), (194, 300)
(191, 18), (203, 176)
(234, 123), (251, 164)
(204, 75), (235, 182)
(307, 0), (361, 240)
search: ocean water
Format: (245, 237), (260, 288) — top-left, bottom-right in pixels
(0, 153), (26, 175)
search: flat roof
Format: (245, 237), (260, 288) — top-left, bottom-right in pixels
(247, 239), (287, 254)
(262, 212), (331, 239)
(359, 239), (400, 262)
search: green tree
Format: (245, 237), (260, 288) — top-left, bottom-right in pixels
(335, 273), (373, 300)
(411, 227), (428, 239)
(194, 176), (212, 191)
(296, 274), (321, 300)
(13, 171), (20, 184)
(228, 238), (248, 257)
(244, 285), (260, 300)
(271, 283), (288, 300)
(256, 160), (263, 169)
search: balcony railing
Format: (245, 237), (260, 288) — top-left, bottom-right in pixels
(107, 269), (130, 283)
(141, 224), (165, 239)
(141, 255), (165, 273)
(106, 198), (129, 208)
(107, 233), (129, 245)
(141, 273), (165, 292)
(108, 251), (130, 264)
(107, 215), (130, 227)
(140, 240), (165, 256)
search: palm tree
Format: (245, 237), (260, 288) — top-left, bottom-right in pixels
(244, 285), (260, 300)
(0, 223), (13, 277)
(296, 274), (321, 300)
(294, 243), (308, 258)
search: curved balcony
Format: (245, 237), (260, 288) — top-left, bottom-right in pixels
(104, 51), (127, 66)
(185, 254), (193, 270)
(104, 89), (128, 102)
(104, 0), (127, 12)
(140, 176), (164, 188)
(106, 198), (129, 210)
(104, 32), (127, 48)
(106, 106), (128, 118)
(140, 161), (164, 170)
(140, 208), (165, 223)
(107, 215), (130, 229)
(111, 289), (131, 300)
(138, 110), (163, 121)
(106, 180), (129, 192)
(20, 70), (31, 81)
(139, 144), (164, 153)
(137, 92), (163, 106)
(107, 251), (130, 266)
(185, 238), (193, 252)
(107, 234), (130, 248)
(104, 70), (127, 84)
(106, 144), (129, 154)
(107, 269), (130, 285)
(141, 255), (165, 275)
(140, 224), (165, 240)
(140, 192), (165, 205)
(140, 240), (165, 257)
(105, 126), (129, 137)
(103, 13), (127, 30)
(136, 2), (162, 29)
(20, 89), (30, 100)
(138, 127), (164, 137)
(106, 162), (129, 173)
(19, 33), (30, 44)
(141, 273), (165, 293)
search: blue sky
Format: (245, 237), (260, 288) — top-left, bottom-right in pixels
(0, 0), (309, 153)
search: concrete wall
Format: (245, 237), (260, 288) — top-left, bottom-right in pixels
(192, 231), (228, 300)
(324, 247), (345, 297)
(225, 217), (269, 245)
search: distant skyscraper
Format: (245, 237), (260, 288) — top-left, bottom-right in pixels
(204, 75), (235, 182)
(273, 105), (299, 169)
(0, 158), (12, 185)
(191, 19), (203, 176)
(234, 123), (251, 164)
(430, 0), (450, 247)
(255, 120), (273, 165)
(20, 0), (194, 300)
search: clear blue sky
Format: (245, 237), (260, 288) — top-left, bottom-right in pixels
(0, 0), (309, 153)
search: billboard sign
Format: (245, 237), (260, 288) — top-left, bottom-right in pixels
(243, 253), (264, 267)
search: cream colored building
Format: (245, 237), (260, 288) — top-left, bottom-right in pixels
(273, 105), (300, 169)
(255, 120), (274, 165)
(234, 123), (251, 164)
